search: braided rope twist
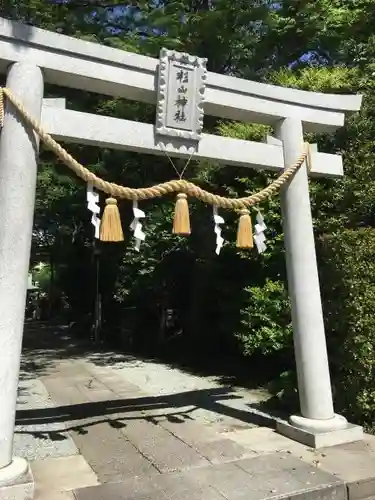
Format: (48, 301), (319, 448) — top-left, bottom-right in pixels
(2, 88), (308, 210)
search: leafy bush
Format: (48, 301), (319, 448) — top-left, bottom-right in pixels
(235, 279), (292, 357)
(319, 228), (375, 430)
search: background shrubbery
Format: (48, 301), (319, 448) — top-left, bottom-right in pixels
(319, 229), (375, 429)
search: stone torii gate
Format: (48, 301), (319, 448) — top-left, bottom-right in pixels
(0, 16), (364, 494)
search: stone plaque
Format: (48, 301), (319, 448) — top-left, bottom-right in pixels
(156, 48), (207, 142)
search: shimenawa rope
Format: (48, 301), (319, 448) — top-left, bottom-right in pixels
(0, 87), (308, 211)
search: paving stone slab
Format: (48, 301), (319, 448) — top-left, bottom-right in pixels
(228, 427), (375, 499)
(71, 421), (158, 482)
(347, 478), (375, 500)
(122, 419), (210, 472)
(73, 476), (224, 500)
(185, 460), (256, 499)
(82, 364), (144, 398)
(224, 426), (309, 455)
(306, 438), (375, 484)
(234, 453), (319, 474)
(183, 454), (346, 500)
(159, 418), (221, 444)
(235, 455), (346, 500)
(44, 371), (117, 402)
(35, 491), (75, 500)
(0, 481), (34, 500)
(31, 455), (99, 492)
(74, 380), (118, 404)
(193, 438), (254, 464)
(42, 378), (91, 406)
(73, 453), (347, 500)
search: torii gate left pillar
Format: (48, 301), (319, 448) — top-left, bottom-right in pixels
(0, 62), (43, 496)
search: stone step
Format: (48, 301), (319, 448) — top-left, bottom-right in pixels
(73, 453), (345, 500)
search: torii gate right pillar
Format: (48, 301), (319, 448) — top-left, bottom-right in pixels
(274, 118), (363, 448)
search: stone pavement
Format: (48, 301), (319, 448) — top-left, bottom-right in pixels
(13, 324), (375, 500)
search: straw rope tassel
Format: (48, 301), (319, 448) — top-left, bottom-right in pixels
(173, 193), (191, 235)
(236, 209), (253, 249)
(99, 198), (124, 242)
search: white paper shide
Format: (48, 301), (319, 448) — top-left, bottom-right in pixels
(87, 182), (101, 239)
(213, 206), (225, 255)
(130, 200), (146, 251)
(253, 211), (267, 254)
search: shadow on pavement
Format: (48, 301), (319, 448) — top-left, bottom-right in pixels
(18, 322), (285, 443)
(16, 386), (278, 436)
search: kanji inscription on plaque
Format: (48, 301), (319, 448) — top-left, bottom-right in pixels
(156, 48), (207, 141)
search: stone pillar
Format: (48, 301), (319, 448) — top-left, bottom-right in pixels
(0, 62), (43, 481)
(275, 118), (347, 433)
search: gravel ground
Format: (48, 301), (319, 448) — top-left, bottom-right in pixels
(14, 378), (78, 461)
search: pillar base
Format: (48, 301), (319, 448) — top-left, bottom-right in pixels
(0, 457), (34, 500)
(277, 415), (364, 449)
(290, 413), (348, 433)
